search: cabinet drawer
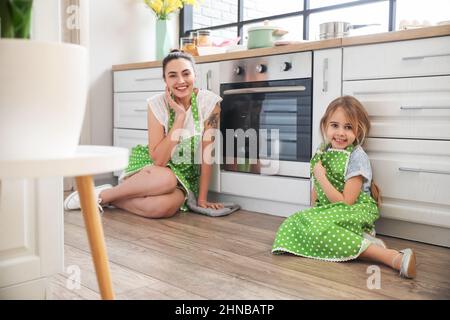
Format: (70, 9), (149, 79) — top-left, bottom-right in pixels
(220, 171), (310, 205)
(343, 36), (450, 80)
(114, 68), (165, 92)
(114, 92), (162, 129)
(343, 76), (450, 140)
(113, 128), (147, 176)
(365, 138), (450, 207)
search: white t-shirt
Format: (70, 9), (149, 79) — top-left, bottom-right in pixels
(147, 89), (222, 138)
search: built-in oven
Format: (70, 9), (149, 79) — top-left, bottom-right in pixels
(219, 52), (312, 178)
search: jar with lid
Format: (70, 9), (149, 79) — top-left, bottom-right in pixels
(180, 37), (198, 56)
(196, 30), (212, 47)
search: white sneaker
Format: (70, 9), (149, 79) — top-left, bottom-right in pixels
(363, 232), (387, 249)
(64, 184), (113, 212)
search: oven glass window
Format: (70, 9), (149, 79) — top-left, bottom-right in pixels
(220, 79), (312, 171)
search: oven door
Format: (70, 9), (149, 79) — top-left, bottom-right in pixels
(220, 78), (312, 178)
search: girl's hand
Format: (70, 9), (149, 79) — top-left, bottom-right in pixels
(165, 87), (186, 117)
(197, 199), (224, 210)
(313, 161), (327, 179)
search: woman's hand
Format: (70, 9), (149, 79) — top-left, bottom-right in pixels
(165, 87), (186, 117)
(313, 161), (327, 179)
(197, 199), (224, 210)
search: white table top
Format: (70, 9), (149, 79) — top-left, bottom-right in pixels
(0, 145), (129, 178)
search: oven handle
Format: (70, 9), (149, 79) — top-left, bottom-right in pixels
(222, 86), (306, 95)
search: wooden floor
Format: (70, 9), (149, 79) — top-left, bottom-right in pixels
(49, 207), (450, 300)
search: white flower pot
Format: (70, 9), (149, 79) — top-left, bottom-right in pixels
(0, 39), (88, 160)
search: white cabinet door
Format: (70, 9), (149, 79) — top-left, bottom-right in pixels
(114, 68), (165, 92)
(114, 91), (163, 130)
(343, 36), (450, 80)
(365, 138), (450, 228)
(197, 62), (221, 192)
(0, 178), (63, 297)
(113, 129), (147, 177)
(220, 171), (310, 205)
(343, 76), (450, 140)
(197, 62), (221, 95)
(313, 48), (343, 153)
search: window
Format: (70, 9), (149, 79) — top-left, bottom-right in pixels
(180, 0), (449, 46)
(243, 0), (303, 21)
(396, 0), (450, 29)
(309, 1), (389, 40)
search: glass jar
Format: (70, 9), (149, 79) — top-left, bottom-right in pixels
(180, 37), (198, 56)
(196, 30), (212, 47)
(188, 31), (198, 45)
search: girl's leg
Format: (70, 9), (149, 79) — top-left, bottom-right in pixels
(359, 244), (402, 270)
(111, 188), (185, 219)
(99, 166), (178, 204)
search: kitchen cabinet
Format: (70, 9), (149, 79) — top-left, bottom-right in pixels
(112, 64), (222, 193)
(312, 48), (343, 153)
(196, 62), (221, 192)
(112, 67), (164, 178)
(343, 36), (450, 80)
(0, 178), (64, 299)
(343, 35), (450, 247)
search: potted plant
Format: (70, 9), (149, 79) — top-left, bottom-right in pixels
(0, 0), (88, 160)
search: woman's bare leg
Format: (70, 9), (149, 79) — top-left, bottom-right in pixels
(111, 188), (185, 219)
(99, 166), (177, 204)
(359, 244), (402, 270)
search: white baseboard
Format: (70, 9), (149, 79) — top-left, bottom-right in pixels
(0, 278), (47, 300)
(375, 218), (450, 248)
(209, 192), (308, 217)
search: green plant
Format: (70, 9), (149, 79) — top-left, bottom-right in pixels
(0, 0), (33, 39)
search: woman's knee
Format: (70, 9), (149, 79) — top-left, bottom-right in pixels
(147, 166), (178, 192)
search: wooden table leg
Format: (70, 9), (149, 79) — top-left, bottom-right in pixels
(75, 175), (115, 300)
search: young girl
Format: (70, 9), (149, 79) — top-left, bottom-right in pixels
(272, 96), (417, 279)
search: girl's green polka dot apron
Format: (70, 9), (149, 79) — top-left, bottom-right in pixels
(123, 92), (201, 211)
(272, 144), (379, 262)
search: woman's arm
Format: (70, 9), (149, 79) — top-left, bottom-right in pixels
(148, 91), (187, 167)
(197, 103), (223, 209)
(313, 161), (363, 205)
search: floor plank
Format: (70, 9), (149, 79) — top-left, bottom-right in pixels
(52, 208), (450, 300)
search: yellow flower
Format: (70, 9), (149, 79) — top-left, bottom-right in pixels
(144, 0), (201, 20)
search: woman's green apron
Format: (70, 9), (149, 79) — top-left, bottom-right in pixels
(122, 92), (201, 211)
(272, 144), (379, 261)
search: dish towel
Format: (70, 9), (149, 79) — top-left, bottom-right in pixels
(186, 192), (240, 217)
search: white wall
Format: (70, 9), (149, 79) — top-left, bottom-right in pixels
(87, 0), (179, 150)
(31, 0), (61, 41)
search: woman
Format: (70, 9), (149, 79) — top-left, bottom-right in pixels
(64, 50), (224, 218)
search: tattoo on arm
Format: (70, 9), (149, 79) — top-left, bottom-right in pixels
(207, 112), (219, 129)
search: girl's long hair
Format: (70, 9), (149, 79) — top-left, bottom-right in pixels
(320, 96), (381, 207)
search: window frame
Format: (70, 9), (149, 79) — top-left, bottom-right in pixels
(179, 0), (397, 42)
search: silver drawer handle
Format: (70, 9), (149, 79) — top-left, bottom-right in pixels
(402, 53), (450, 61)
(399, 167), (450, 175)
(322, 58), (328, 93)
(134, 77), (159, 82)
(223, 86), (306, 95)
(133, 109), (148, 113)
(401, 106), (450, 110)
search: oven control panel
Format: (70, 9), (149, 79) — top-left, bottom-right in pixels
(219, 52), (312, 83)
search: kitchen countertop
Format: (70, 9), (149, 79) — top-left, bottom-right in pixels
(112, 25), (450, 71)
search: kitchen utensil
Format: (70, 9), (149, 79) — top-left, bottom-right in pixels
(247, 20), (287, 49)
(319, 21), (381, 39)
